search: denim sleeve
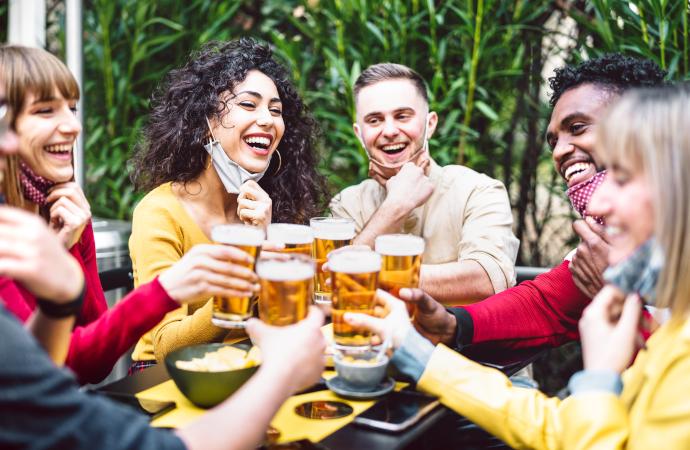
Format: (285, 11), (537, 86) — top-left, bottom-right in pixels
(568, 370), (623, 396)
(391, 328), (436, 382)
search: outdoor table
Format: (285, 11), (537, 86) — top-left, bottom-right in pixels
(97, 345), (544, 450)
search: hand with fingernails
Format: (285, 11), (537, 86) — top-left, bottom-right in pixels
(343, 289), (414, 351)
(158, 243), (259, 305)
(579, 285), (643, 374)
(570, 217), (611, 298)
(402, 288), (458, 345)
(46, 182), (91, 249)
(246, 307), (326, 393)
(0, 206), (84, 303)
(237, 180), (272, 228)
(382, 163), (434, 216)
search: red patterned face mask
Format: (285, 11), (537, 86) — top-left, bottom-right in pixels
(20, 160), (56, 206)
(566, 170), (606, 225)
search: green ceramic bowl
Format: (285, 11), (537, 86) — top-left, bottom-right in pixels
(165, 343), (259, 408)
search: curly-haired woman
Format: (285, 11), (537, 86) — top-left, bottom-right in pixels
(128, 38), (327, 368)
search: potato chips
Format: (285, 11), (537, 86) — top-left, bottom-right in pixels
(175, 346), (261, 372)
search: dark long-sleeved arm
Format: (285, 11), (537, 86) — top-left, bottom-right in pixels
(0, 305), (185, 450)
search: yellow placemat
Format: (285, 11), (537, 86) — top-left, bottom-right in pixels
(139, 369), (406, 443)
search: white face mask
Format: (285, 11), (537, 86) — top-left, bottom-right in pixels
(204, 117), (269, 194)
(358, 113), (430, 173)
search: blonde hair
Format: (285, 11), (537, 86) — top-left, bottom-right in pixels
(597, 83), (690, 319)
(0, 45), (80, 207)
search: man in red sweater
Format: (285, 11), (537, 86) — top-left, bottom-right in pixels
(405, 54), (666, 351)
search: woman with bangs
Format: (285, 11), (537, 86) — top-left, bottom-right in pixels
(127, 38), (327, 368)
(0, 46), (95, 307)
(0, 45), (281, 384)
(346, 83), (690, 449)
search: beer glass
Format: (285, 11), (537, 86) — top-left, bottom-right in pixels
(266, 223), (314, 256)
(375, 234), (425, 316)
(329, 249), (381, 351)
(310, 217), (355, 305)
(257, 254), (314, 326)
(210, 224), (264, 328)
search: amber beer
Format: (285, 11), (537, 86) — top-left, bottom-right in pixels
(266, 223), (314, 256)
(375, 234), (425, 316)
(257, 254), (314, 326)
(329, 249), (381, 350)
(309, 217), (355, 305)
(211, 224), (264, 328)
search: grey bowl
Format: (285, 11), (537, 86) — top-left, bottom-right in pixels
(333, 351), (389, 391)
(165, 343), (259, 408)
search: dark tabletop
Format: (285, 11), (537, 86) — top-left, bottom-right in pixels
(98, 347), (544, 450)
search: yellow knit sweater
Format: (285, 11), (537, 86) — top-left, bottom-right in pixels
(129, 183), (238, 362)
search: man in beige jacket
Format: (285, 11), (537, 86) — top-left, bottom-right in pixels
(330, 63), (519, 304)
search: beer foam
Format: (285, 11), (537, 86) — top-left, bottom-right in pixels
(267, 223), (314, 244)
(328, 250), (381, 274)
(310, 217), (355, 240)
(256, 259), (314, 281)
(375, 234), (425, 256)
(211, 224), (265, 246)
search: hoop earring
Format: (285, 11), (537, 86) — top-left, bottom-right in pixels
(272, 149), (282, 176)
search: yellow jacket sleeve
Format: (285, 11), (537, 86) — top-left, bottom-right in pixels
(560, 345), (690, 450)
(417, 344), (563, 450)
(129, 187), (228, 362)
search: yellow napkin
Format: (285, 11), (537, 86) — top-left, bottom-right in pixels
(139, 371), (383, 443)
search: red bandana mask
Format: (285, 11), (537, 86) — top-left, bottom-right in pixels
(20, 161), (56, 206)
(566, 170), (606, 225)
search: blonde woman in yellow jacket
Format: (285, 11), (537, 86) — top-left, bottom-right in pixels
(346, 84), (690, 449)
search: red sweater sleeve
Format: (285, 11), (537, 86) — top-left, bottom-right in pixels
(464, 260), (591, 349)
(65, 277), (178, 384)
(69, 222), (108, 327)
(0, 277), (33, 322)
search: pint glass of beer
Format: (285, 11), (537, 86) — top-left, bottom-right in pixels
(329, 249), (381, 351)
(266, 223), (314, 256)
(257, 254), (314, 326)
(309, 217), (355, 305)
(210, 224), (264, 328)
(375, 234), (425, 316)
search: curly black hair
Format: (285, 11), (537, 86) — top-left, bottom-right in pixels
(548, 53), (667, 107)
(130, 38), (327, 224)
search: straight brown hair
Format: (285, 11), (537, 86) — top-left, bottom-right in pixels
(0, 45), (80, 207)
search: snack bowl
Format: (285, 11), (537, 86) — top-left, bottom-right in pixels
(333, 351), (389, 392)
(165, 343), (259, 408)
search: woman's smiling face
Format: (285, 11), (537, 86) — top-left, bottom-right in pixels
(15, 89), (81, 183)
(210, 70), (285, 174)
(589, 161), (654, 266)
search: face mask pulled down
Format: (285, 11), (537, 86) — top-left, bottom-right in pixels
(604, 238), (664, 306)
(359, 115), (430, 182)
(566, 170), (606, 225)
(204, 118), (269, 194)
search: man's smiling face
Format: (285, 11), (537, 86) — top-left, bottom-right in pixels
(546, 83), (613, 188)
(354, 78), (436, 168)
